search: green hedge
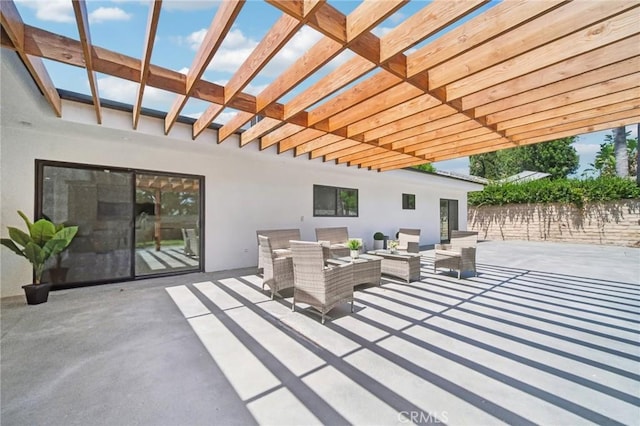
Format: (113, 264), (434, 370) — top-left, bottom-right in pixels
(468, 177), (640, 208)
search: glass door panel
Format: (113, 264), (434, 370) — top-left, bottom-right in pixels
(439, 199), (459, 243)
(41, 166), (133, 284)
(135, 174), (201, 276)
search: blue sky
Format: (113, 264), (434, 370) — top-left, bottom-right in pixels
(13, 0), (639, 176)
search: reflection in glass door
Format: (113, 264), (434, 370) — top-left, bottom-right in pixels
(439, 199), (459, 243)
(135, 174), (201, 276)
(40, 165), (133, 284)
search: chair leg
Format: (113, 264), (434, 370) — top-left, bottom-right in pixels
(291, 298), (295, 312)
(321, 312), (325, 324)
(271, 289), (275, 300)
(350, 299), (354, 313)
(458, 270), (461, 279)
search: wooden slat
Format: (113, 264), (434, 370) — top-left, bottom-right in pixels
(240, 117), (284, 146)
(477, 59), (640, 119)
(428, 1), (633, 90)
(445, 7), (640, 101)
(381, 0), (487, 62)
(509, 107), (640, 141)
(133, 0), (162, 129)
(498, 87), (640, 132)
(359, 153), (415, 169)
(462, 36), (640, 111)
(165, 0), (244, 134)
(362, 104), (458, 142)
(378, 159), (432, 172)
(348, 150), (399, 167)
(278, 128), (326, 153)
(310, 139), (360, 159)
(1, 0), (62, 117)
(329, 144), (378, 162)
(295, 133), (344, 157)
(487, 73), (640, 124)
(345, 93), (442, 137)
(407, 0), (566, 77)
(72, 0), (101, 124)
(193, 13), (305, 138)
(377, 112), (469, 146)
(261, 123), (306, 150)
(413, 132), (504, 157)
(392, 121), (485, 151)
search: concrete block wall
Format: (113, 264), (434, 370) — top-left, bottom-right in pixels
(468, 199), (640, 247)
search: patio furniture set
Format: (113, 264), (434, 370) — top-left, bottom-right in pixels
(257, 227), (478, 324)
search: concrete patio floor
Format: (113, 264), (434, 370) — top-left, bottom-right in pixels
(1, 240), (639, 425)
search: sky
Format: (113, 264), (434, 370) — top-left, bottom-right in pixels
(12, 0), (639, 177)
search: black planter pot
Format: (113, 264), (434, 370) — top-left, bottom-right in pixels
(22, 283), (52, 305)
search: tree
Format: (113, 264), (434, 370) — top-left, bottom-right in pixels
(412, 163), (436, 173)
(588, 129), (637, 178)
(613, 126), (628, 177)
(469, 137), (578, 180)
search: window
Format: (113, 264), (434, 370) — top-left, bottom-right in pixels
(402, 193), (415, 210)
(313, 185), (358, 217)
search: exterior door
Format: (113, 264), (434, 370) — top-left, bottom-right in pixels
(439, 199), (459, 243)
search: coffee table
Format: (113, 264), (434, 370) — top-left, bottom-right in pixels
(366, 250), (421, 283)
(326, 254), (382, 288)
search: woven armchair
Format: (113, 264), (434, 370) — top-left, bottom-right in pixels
(434, 230), (478, 279)
(256, 228), (300, 272)
(397, 228), (420, 253)
(290, 240), (354, 324)
(258, 235), (294, 299)
(315, 227), (362, 258)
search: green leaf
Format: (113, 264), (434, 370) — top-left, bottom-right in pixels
(43, 238), (68, 258)
(17, 210), (33, 231)
(29, 219), (56, 245)
(7, 227), (32, 248)
(1, 238), (26, 258)
(23, 242), (46, 268)
(52, 226), (78, 247)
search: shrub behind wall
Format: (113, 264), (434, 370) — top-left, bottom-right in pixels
(467, 177), (640, 247)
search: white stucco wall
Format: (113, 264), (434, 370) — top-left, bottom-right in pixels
(0, 50), (480, 298)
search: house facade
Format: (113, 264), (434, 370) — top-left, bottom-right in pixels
(1, 50), (482, 298)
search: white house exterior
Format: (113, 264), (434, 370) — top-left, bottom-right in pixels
(1, 50), (482, 298)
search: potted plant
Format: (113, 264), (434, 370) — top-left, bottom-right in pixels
(347, 239), (362, 259)
(1, 211), (78, 305)
(373, 232), (384, 250)
(388, 239), (399, 254)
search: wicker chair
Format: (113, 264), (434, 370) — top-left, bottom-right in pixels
(258, 235), (294, 299)
(434, 230), (478, 279)
(397, 228), (420, 253)
(290, 240), (354, 324)
(256, 229), (300, 272)
(315, 227), (362, 258)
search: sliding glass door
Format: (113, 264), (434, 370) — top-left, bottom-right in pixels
(135, 174), (201, 276)
(37, 161), (203, 287)
(439, 199), (459, 243)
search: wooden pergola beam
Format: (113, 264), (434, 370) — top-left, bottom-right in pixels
(133, 0), (162, 129)
(0, 0), (61, 117)
(164, 0), (244, 135)
(72, 0), (101, 124)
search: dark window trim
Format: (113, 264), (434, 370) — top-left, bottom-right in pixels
(402, 193), (416, 210)
(313, 184), (359, 217)
(35, 159), (205, 289)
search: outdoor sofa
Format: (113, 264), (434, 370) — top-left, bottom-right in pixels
(315, 227), (362, 257)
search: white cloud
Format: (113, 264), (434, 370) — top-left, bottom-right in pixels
(573, 142), (601, 156)
(178, 67), (190, 75)
(162, 0), (220, 11)
(261, 27), (323, 77)
(98, 76), (174, 110)
(16, 0), (74, 23)
(215, 111), (237, 125)
(183, 28), (207, 51)
(89, 7), (132, 24)
(208, 28), (259, 73)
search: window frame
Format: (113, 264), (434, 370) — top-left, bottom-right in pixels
(313, 184), (359, 217)
(402, 193), (416, 210)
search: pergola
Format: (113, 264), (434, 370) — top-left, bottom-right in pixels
(1, 0), (638, 172)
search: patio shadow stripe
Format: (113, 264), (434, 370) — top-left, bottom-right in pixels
(223, 276), (454, 426)
(356, 297), (640, 382)
(187, 281), (360, 426)
(385, 282), (640, 336)
(364, 285), (640, 351)
(348, 299), (629, 425)
(496, 281), (640, 312)
(475, 263), (640, 290)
